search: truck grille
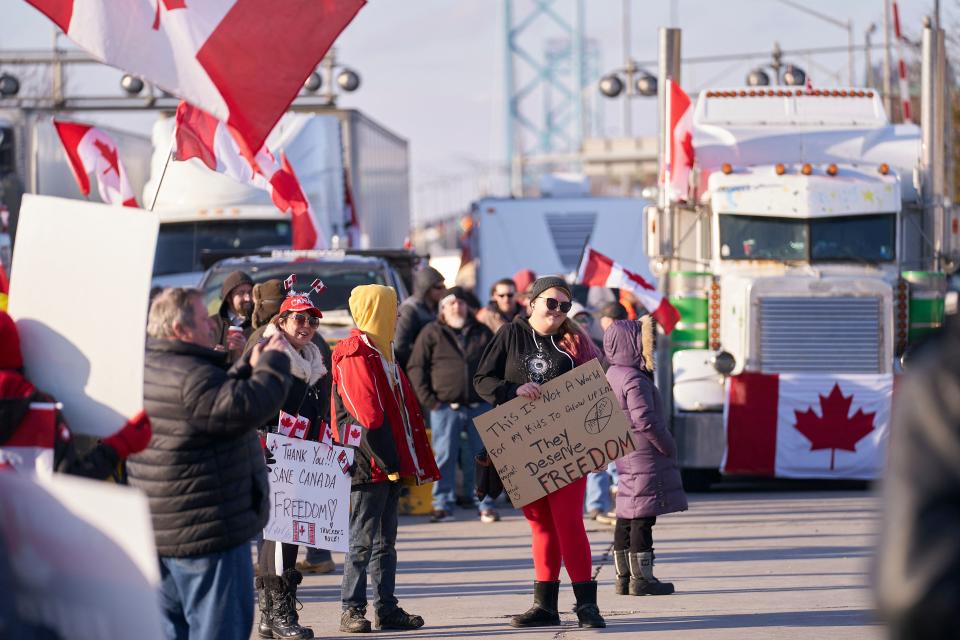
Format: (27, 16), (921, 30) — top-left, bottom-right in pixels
(759, 297), (883, 373)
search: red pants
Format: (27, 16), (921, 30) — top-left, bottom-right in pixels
(521, 476), (592, 582)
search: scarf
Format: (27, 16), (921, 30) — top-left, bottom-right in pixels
(263, 324), (327, 385)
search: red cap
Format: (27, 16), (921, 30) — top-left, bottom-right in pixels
(279, 294), (322, 318)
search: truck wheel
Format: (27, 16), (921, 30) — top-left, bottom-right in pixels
(681, 469), (719, 493)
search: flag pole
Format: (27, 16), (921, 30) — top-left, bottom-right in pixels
(149, 137), (176, 212)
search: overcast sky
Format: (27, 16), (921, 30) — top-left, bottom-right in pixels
(3, 0), (936, 219)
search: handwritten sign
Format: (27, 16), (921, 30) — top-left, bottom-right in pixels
(473, 359), (635, 507)
(264, 433), (353, 552)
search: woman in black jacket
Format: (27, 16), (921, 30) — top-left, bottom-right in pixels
(474, 276), (606, 629)
(250, 292), (328, 640)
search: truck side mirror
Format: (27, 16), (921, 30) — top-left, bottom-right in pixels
(645, 204), (661, 260)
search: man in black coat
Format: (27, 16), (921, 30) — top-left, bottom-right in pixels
(210, 270), (254, 364)
(128, 287), (290, 640)
(407, 287), (497, 523)
(876, 316), (960, 639)
(395, 266), (445, 369)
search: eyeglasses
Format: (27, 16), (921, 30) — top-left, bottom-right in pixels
(539, 297), (572, 313)
(287, 312), (320, 328)
(494, 292), (515, 299)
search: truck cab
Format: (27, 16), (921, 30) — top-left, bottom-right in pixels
(651, 88), (947, 484)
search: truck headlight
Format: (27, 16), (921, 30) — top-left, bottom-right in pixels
(711, 351), (736, 375)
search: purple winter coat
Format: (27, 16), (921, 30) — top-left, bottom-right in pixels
(604, 319), (688, 519)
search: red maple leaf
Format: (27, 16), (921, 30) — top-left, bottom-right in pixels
(793, 383), (875, 471)
(93, 139), (119, 178)
(280, 415), (294, 428)
(349, 427), (360, 441)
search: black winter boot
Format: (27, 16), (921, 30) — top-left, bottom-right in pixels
(629, 551), (675, 596)
(571, 580), (606, 628)
(340, 608), (372, 633)
(267, 569), (314, 639)
(613, 549), (630, 595)
(375, 607), (425, 630)
(255, 576), (274, 638)
(509, 581), (561, 628)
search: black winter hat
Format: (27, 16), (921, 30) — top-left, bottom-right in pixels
(528, 276), (572, 303)
(220, 270), (253, 300)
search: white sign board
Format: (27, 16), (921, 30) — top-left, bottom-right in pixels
(264, 433), (353, 552)
(8, 195), (159, 436)
(0, 472), (163, 640)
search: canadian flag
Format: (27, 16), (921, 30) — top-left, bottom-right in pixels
(576, 247), (681, 334)
(343, 423), (364, 447)
(292, 415), (310, 440)
(27, 0), (365, 154)
(663, 79), (694, 202)
(318, 420), (333, 446)
(276, 410), (297, 437)
(722, 372), (892, 479)
(174, 102), (324, 249)
(0, 403), (57, 475)
(53, 120), (138, 207)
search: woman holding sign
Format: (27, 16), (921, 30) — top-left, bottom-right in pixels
(251, 290), (328, 640)
(474, 276), (606, 629)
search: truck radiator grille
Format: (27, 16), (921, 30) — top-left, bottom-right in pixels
(759, 297), (883, 373)
(545, 213), (597, 271)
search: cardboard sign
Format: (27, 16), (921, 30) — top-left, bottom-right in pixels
(473, 359), (635, 507)
(264, 433), (353, 552)
(0, 473), (163, 640)
(7, 195), (159, 436)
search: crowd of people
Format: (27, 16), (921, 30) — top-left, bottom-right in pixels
(0, 264), (689, 639)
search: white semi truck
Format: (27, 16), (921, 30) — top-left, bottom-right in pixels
(646, 85), (955, 488)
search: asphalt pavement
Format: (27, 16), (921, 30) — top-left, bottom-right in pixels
(273, 487), (882, 639)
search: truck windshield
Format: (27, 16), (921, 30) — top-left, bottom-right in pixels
(719, 214), (895, 262)
(153, 220), (292, 275)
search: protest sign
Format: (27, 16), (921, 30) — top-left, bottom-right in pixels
(7, 195), (159, 436)
(473, 359), (635, 507)
(264, 432), (353, 552)
(0, 472), (163, 640)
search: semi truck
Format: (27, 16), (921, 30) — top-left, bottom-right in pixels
(646, 82), (956, 488)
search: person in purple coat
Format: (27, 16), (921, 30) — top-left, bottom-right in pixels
(603, 316), (688, 596)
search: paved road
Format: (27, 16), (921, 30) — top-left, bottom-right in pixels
(278, 489), (881, 639)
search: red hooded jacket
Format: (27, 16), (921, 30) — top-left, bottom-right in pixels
(331, 329), (439, 485)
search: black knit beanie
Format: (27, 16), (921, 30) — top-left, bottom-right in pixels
(528, 276), (572, 303)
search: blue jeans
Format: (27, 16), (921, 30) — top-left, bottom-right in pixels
(430, 403), (495, 512)
(158, 543), (253, 640)
(342, 481), (401, 616)
(586, 468), (613, 513)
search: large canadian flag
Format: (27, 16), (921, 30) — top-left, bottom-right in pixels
(174, 101), (324, 249)
(722, 372), (892, 479)
(663, 79), (694, 202)
(26, 0), (365, 154)
(53, 120), (138, 207)
(576, 247), (681, 334)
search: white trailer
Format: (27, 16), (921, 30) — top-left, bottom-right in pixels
(471, 195), (651, 300)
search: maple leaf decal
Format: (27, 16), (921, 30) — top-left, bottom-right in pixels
(793, 383), (875, 471)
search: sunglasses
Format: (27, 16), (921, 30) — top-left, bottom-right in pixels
(539, 297), (572, 313)
(287, 312), (320, 328)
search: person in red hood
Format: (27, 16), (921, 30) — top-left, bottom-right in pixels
(0, 310), (151, 478)
(331, 284), (440, 634)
